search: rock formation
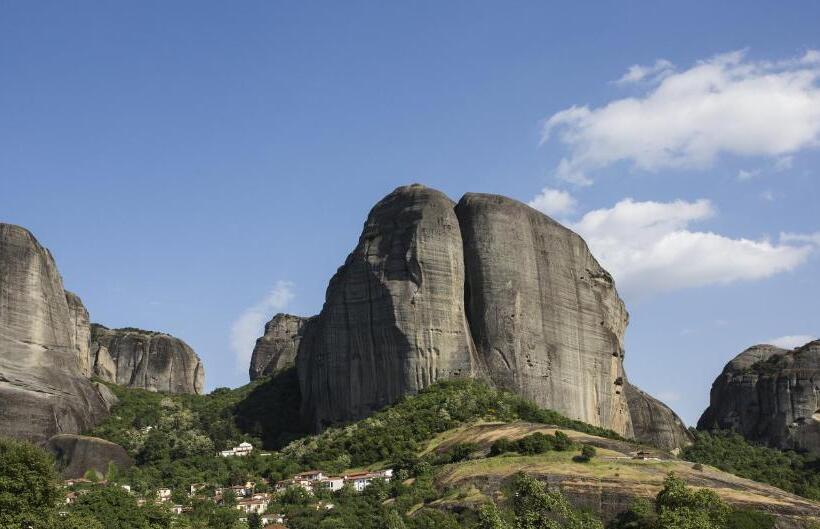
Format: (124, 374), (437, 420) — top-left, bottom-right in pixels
(625, 383), (693, 451)
(90, 325), (205, 394)
(46, 434), (133, 479)
(456, 193), (632, 436)
(65, 290), (92, 377)
(0, 223), (109, 443)
(698, 340), (820, 453)
(249, 313), (312, 381)
(298, 185), (482, 430)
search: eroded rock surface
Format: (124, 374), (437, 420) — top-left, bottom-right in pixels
(91, 325), (205, 395)
(65, 290), (92, 377)
(249, 313), (312, 381)
(625, 382), (693, 451)
(0, 224), (109, 443)
(698, 340), (820, 453)
(46, 433), (133, 479)
(298, 184), (482, 430)
(456, 193), (632, 437)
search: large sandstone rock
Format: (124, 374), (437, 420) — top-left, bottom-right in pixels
(46, 434), (132, 479)
(65, 291), (92, 377)
(298, 184), (482, 430)
(0, 224), (109, 443)
(455, 193), (633, 437)
(90, 325), (205, 394)
(625, 382), (693, 451)
(249, 313), (312, 381)
(698, 340), (820, 453)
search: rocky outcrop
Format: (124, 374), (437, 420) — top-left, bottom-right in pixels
(456, 193), (632, 437)
(90, 325), (205, 394)
(296, 185), (647, 436)
(46, 434), (132, 479)
(298, 185), (482, 430)
(0, 224), (109, 443)
(698, 340), (820, 453)
(625, 383), (693, 451)
(65, 291), (92, 377)
(249, 314), (312, 381)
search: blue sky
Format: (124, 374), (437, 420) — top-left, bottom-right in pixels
(2, 1), (818, 425)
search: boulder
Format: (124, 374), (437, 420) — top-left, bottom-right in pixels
(249, 313), (312, 381)
(455, 193), (633, 437)
(0, 223), (109, 443)
(46, 433), (132, 479)
(298, 184), (482, 430)
(698, 340), (820, 453)
(625, 382), (693, 451)
(90, 324), (205, 395)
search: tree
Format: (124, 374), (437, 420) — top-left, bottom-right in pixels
(247, 512), (262, 529)
(0, 437), (61, 529)
(71, 486), (149, 529)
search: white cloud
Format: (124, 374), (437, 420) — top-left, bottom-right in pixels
(737, 168), (759, 181)
(760, 190), (775, 202)
(528, 187), (577, 217)
(774, 155), (794, 172)
(230, 281), (295, 371)
(571, 198), (814, 297)
(615, 59), (674, 84)
(767, 335), (817, 349)
(543, 50), (820, 185)
(781, 231), (820, 246)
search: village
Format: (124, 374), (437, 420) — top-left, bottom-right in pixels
(61, 442), (393, 528)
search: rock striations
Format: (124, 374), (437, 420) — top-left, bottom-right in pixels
(698, 340), (820, 453)
(625, 382), (693, 451)
(289, 184), (683, 444)
(249, 313), (312, 381)
(65, 290), (92, 377)
(298, 185), (482, 429)
(0, 224), (109, 443)
(90, 325), (205, 395)
(456, 193), (632, 436)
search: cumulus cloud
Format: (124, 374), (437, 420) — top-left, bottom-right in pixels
(543, 50), (820, 185)
(230, 281), (295, 370)
(781, 231), (820, 246)
(767, 335), (817, 349)
(615, 59), (674, 84)
(570, 198), (813, 297)
(528, 187), (577, 217)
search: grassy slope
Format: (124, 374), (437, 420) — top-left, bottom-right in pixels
(429, 421), (820, 524)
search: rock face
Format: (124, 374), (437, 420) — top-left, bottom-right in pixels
(625, 383), (693, 451)
(249, 313), (311, 381)
(456, 193), (632, 437)
(0, 224), (109, 443)
(698, 340), (820, 453)
(46, 434), (133, 479)
(298, 185), (482, 430)
(90, 325), (205, 394)
(65, 290), (92, 377)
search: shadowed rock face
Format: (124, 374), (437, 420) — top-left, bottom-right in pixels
(0, 224), (109, 443)
(91, 325), (205, 395)
(65, 291), (92, 377)
(456, 193), (633, 437)
(46, 434), (133, 479)
(625, 383), (693, 451)
(298, 184), (482, 430)
(249, 313), (312, 381)
(698, 340), (820, 453)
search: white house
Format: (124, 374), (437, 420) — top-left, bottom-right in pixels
(220, 441), (254, 458)
(157, 488), (172, 502)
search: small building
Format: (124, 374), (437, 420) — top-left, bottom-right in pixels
(171, 505), (184, 515)
(236, 497), (269, 514)
(157, 488), (172, 502)
(220, 441), (254, 457)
